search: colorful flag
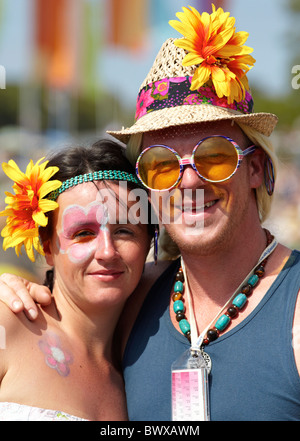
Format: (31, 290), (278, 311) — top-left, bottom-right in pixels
(34, 0), (76, 89)
(108, 0), (149, 52)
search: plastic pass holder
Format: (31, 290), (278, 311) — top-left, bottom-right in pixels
(171, 348), (210, 421)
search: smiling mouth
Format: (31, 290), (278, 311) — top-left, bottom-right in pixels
(89, 270), (123, 277)
(202, 200), (218, 210)
(180, 199), (218, 213)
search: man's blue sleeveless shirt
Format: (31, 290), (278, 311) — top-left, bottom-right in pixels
(123, 250), (300, 421)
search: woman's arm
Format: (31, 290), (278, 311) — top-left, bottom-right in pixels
(0, 273), (52, 320)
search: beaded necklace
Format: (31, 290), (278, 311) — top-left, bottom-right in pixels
(172, 229), (275, 347)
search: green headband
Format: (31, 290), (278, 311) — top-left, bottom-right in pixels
(48, 170), (140, 201)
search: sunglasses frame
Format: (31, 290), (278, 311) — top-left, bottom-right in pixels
(136, 135), (257, 191)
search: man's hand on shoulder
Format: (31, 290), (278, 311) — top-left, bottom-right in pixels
(0, 273), (52, 320)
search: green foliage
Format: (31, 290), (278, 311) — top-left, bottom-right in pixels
(253, 87), (300, 129)
(288, 0), (300, 12)
(0, 86), (18, 127)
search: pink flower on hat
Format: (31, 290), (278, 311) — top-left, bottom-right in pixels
(200, 85), (216, 99)
(183, 94), (203, 105)
(135, 88), (155, 120)
(152, 79), (170, 98)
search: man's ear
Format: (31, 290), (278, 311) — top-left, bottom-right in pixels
(248, 149), (265, 190)
(43, 240), (54, 267)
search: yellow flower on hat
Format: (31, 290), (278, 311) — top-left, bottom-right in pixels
(169, 4), (255, 104)
(0, 158), (61, 262)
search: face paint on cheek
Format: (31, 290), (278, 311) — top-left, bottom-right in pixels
(67, 242), (95, 264)
(56, 230), (95, 264)
(56, 202), (111, 264)
(56, 228), (95, 265)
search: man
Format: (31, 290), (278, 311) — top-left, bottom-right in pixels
(1, 5), (300, 421)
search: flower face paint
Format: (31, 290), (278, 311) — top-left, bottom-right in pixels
(57, 201), (110, 264)
(39, 332), (73, 377)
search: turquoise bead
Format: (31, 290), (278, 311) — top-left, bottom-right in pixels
(233, 293), (247, 309)
(248, 274), (259, 287)
(173, 300), (185, 313)
(179, 319), (190, 335)
(174, 281), (184, 293)
(215, 314), (230, 331)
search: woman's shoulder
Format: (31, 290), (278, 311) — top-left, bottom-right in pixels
(0, 301), (24, 336)
(0, 301), (49, 378)
(0, 301), (47, 344)
(0, 302), (27, 379)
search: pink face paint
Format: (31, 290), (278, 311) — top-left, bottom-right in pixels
(38, 333), (73, 377)
(57, 202), (109, 264)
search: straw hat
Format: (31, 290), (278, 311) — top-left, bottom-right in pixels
(108, 38), (278, 144)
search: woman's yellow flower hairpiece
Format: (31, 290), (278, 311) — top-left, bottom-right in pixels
(169, 4), (256, 104)
(0, 158), (61, 262)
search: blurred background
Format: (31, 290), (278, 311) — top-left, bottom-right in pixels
(0, 0), (299, 282)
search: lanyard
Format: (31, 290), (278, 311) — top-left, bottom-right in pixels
(181, 237), (278, 352)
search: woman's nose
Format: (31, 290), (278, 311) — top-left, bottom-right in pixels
(94, 228), (118, 261)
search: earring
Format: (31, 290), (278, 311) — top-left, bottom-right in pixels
(264, 156), (275, 196)
(154, 226), (159, 265)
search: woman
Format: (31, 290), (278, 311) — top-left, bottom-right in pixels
(0, 140), (153, 420)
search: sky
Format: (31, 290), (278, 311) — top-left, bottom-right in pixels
(0, 0), (296, 109)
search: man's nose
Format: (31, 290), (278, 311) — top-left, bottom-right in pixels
(179, 159), (207, 189)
